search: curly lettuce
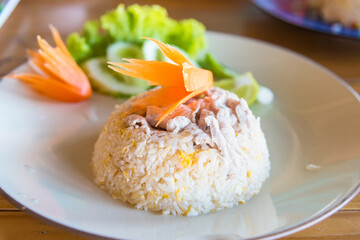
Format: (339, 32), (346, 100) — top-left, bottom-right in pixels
(66, 33), (91, 62)
(166, 19), (206, 58)
(101, 4), (175, 43)
(67, 4), (207, 62)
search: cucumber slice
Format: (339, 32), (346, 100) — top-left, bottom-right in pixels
(142, 40), (166, 61)
(82, 57), (148, 97)
(106, 41), (144, 62)
(142, 40), (199, 67)
(106, 41), (148, 88)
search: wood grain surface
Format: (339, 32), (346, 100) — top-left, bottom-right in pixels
(0, 0), (359, 239)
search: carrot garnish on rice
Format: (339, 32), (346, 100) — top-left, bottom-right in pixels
(7, 25), (92, 102)
(108, 37), (213, 126)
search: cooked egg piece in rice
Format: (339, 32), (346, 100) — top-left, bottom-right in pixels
(92, 87), (270, 216)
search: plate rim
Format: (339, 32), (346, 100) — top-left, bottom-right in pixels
(207, 31), (360, 239)
(1, 183), (359, 240)
(1, 30), (360, 240)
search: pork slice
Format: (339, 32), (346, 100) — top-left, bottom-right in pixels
(197, 109), (215, 132)
(125, 114), (151, 134)
(146, 106), (167, 130)
(166, 116), (191, 133)
(146, 105), (193, 130)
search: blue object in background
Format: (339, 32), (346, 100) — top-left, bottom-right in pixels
(253, 0), (360, 40)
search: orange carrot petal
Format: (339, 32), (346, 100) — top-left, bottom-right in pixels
(108, 37), (214, 126)
(155, 63), (213, 124)
(36, 36), (87, 90)
(49, 24), (74, 60)
(37, 36), (68, 69)
(27, 50), (59, 80)
(156, 90), (201, 126)
(141, 37), (193, 66)
(108, 59), (184, 86)
(37, 31), (91, 97)
(182, 62), (214, 92)
(10, 73), (86, 102)
(7, 26), (92, 102)
(131, 85), (189, 113)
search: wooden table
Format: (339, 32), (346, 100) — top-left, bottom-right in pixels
(0, 0), (359, 239)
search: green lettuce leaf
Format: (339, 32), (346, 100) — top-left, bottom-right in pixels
(67, 4), (208, 62)
(167, 19), (207, 58)
(82, 20), (109, 57)
(66, 33), (92, 62)
(100, 4), (177, 43)
(198, 52), (238, 79)
(100, 4), (132, 42)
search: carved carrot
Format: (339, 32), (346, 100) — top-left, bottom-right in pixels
(7, 25), (92, 102)
(109, 37), (213, 126)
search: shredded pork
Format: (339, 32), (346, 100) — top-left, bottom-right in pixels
(124, 87), (258, 175)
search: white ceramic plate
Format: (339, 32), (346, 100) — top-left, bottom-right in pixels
(1, 32), (360, 240)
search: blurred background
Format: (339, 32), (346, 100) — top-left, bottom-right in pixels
(1, 0), (360, 84)
(0, 0), (359, 239)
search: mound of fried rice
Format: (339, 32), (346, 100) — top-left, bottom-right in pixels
(92, 87), (270, 216)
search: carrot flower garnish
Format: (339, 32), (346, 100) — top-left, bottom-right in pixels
(7, 25), (92, 102)
(109, 37), (213, 126)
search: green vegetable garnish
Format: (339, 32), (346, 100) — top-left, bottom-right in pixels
(166, 19), (206, 58)
(66, 33), (92, 62)
(82, 57), (148, 97)
(66, 4), (268, 105)
(198, 52), (238, 79)
(67, 4), (206, 63)
(142, 40), (166, 61)
(106, 42), (144, 63)
(106, 42), (148, 89)
(214, 72), (260, 105)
